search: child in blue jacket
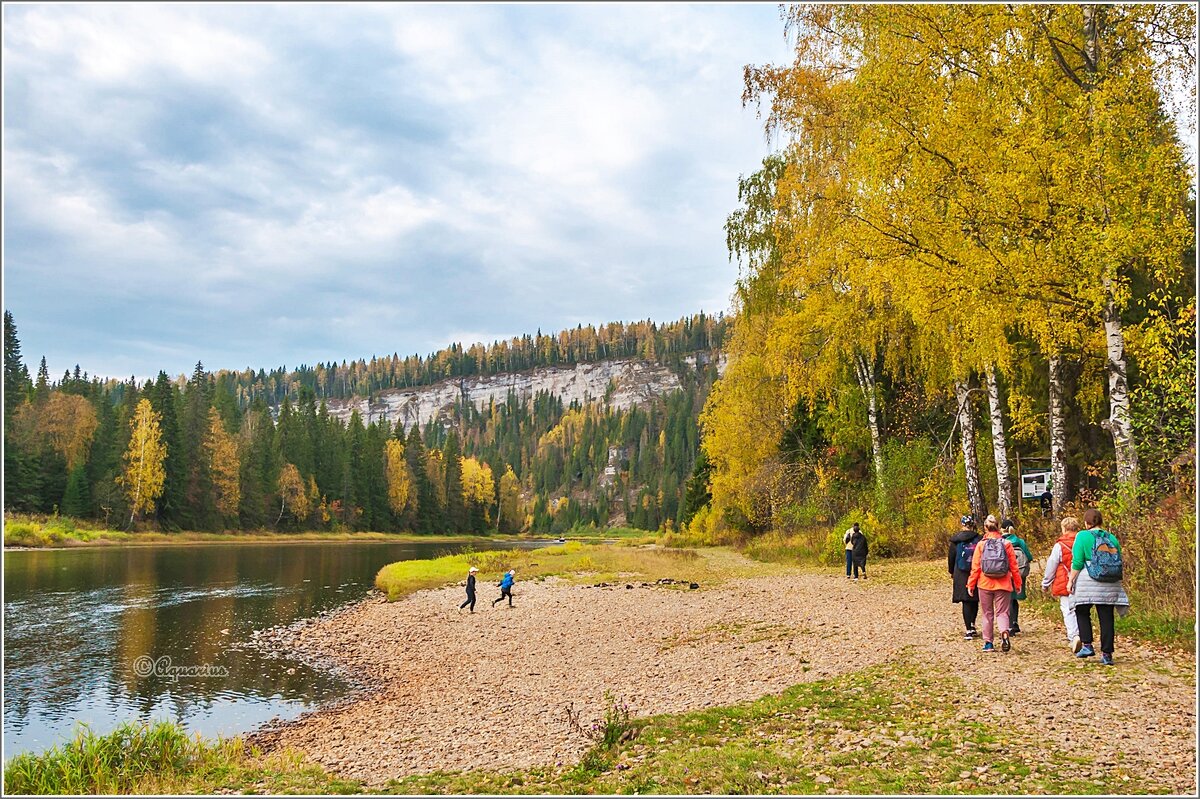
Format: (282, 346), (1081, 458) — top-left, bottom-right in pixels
(492, 569), (515, 608)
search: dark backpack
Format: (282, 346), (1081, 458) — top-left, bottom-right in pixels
(979, 537), (1010, 577)
(1085, 530), (1123, 583)
(955, 538), (978, 572)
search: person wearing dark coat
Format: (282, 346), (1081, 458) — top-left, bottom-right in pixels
(459, 566), (478, 613)
(949, 514), (981, 639)
(849, 524), (869, 579)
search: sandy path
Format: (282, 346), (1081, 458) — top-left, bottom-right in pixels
(253, 568), (1196, 792)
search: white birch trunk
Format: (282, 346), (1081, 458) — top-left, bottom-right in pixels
(1048, 356), (1070, 518)
(853, 352), (885, 485)
(985, 365), (1014, 518)
(954, 379), (987, 522)
(1103, 293), (1139, 490)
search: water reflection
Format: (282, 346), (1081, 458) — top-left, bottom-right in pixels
(3, 539), (535, 755)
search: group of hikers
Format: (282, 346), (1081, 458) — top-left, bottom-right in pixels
(948, 507), (1128, 664)
(458, 566), (517, 613)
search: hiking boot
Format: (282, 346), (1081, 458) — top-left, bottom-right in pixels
(1010, 624), (1021, 636)
(1071, 636), (1083, 653)
(982, 642), (995, 653)
(1076, 645), (1095, 658)
(1099, 653), (1114, 666)
(1001, 631), (1011, 653)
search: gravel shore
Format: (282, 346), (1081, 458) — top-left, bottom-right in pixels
(253, 567), (1197, 792)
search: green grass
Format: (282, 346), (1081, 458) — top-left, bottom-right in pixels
(0, 721), (360, 795)
(385, 657), (1155, 795)
(1, 514), (512, 549)
(375, 543), (786, 601)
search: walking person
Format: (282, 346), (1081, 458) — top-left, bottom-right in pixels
(492, 569), (516, 608)
(967, 515), (1023, 653)
(1041, 516), (1082, 651)
(948, 514), (981, 640)
(1001, 519), (1033, 635)
(1068, 508), (1130, 666)
(843, 523), (858, 578)
(459, 566), (478, 613)
(850, 523), (869, 580)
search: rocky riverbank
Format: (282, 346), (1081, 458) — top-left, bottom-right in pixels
(252, 560), (1197, 792)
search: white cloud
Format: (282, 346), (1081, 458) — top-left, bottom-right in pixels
(3, 4), (787, 379)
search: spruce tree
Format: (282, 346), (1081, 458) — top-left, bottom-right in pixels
(3, 310), (32, 424)
(62, 464), (91, 518)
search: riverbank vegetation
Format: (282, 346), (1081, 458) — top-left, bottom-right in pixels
(0, 513), (527, 549)
(1, 722), (355, 795)
(373, 542), (777, 601)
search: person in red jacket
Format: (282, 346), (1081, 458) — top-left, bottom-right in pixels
(967, 515), (1023, 653)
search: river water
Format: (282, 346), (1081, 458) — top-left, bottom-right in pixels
(2, 539), (543, 756)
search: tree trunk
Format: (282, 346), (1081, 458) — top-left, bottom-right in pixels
(853, 352), (885, 487)
(1048, 356), (1070, 518)
(130, 423), (146, 528)
(1103, 293), (1139, 490)
(1081, 7), (1139, 493)
(954, 379), (987, 522)
(985, 365), (1014, 519)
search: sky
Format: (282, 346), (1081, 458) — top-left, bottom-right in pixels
(2, 3), (794, 382)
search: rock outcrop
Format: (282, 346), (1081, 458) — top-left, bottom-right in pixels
(323, 354), (723, 429)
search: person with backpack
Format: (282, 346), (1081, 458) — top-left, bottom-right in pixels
(459, 566), (478, 613)
(1041, 516), (1082, 651)
(492, 569), (516, 608)
(843, 523), (858, 578)
(849, 523), (868, 580)
(1067, 508), (1130, 666)
(948, 514), (981, 639)
(967, 515), (1023, 653)
(1001, 519), (1033, 635)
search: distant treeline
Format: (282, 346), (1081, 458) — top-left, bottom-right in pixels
(3, 311), (721, 535)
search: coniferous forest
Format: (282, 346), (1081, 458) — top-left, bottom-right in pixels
(2, 312), (724, 535)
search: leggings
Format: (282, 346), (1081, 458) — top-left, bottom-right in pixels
(460, 593), (476, 612)
(961, 600), (979, 630)
(1075, 603), (1115, 655)
(1011, 599), (1020, 629)
(492, 587), (513, 607)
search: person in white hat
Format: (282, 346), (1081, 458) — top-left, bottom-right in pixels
(459, 566), (479, 613)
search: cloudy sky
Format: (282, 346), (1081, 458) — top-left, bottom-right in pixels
(2, 4), (793, 381)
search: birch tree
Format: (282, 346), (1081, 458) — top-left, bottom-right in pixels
(118, 399), (166, 526)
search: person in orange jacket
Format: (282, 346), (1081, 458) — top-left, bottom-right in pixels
(967, 514), (1023, 653)
(1040, 516), (1082, 651)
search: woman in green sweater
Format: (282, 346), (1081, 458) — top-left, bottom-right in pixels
(1067, 508), (1130, 665)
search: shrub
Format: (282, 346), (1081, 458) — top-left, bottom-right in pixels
(2, 721), (243, 795)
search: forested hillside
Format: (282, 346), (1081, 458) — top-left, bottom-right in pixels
(2, 313), (724, 535)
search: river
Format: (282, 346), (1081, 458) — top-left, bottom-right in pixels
(2, 539), (546, 756)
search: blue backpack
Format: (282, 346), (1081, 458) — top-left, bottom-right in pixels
(955, 538), (978, 572)
(1085, 530), (1123, 582)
